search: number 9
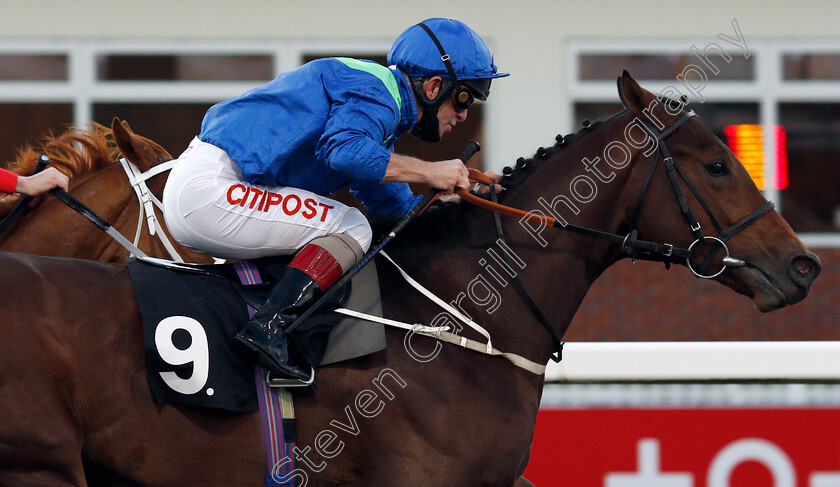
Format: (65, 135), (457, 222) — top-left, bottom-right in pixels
(154, 316), (210, 395)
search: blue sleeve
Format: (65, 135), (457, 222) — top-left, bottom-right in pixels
(350, 179), (421, 216)
(316, 90), (399, 183)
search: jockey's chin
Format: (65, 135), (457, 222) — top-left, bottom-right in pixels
(439, 123), (456, 138)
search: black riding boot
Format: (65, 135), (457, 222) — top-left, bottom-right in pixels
(233, 267), (320, 380)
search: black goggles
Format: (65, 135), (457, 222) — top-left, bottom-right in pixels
(453, 79), (491, 111)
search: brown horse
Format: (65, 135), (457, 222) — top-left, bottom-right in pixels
(0, 119), (213, 264)
(0, 72), (820, 486)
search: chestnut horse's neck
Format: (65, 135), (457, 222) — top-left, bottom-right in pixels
(0, 163), (135, 261)
(384, 109), (648, 365)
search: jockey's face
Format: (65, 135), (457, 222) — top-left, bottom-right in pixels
(423, 77), (468, 139)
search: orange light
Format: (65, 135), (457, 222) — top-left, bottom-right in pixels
(724, 124), (788, 190)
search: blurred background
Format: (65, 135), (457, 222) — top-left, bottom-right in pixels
(2, 1), (839, 485)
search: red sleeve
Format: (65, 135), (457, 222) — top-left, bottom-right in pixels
(0, 168), (18, 194)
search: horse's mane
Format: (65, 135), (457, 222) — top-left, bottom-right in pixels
(7, 123), (121, 179)
(498, 108), (632, 193)
(375, 108), (633, 244)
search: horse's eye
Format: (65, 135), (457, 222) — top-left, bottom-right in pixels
(705, 160), (729, 177)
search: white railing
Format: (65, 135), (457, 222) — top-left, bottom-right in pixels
(545, 341), (840, 381)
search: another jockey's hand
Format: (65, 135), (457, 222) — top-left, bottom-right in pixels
(426, 159), (470, 195)
(16, 167), (69, 196)
(474, 170), (503, 196)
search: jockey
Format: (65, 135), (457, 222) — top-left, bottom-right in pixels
(161, 18), (508, 380)
(0, 167), (68, 196)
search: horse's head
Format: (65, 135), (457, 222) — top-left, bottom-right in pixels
(618, 70), (820, 311)
(111, 117), (173, 170)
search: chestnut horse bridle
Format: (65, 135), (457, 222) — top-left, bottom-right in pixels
(458, 108), (776, 362)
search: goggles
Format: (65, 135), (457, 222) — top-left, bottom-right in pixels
(453, 79), (491, 111)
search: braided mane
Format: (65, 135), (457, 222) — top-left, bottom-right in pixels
(372, 109), (634, 244)
(500, 108), (632, 191)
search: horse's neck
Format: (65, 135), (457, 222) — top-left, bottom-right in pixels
(472, 114), (644, 362)
(375, 113), (647, 366)
(0, 164), (131, 258)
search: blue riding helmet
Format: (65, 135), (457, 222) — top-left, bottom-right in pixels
(388, 18), (509, 88)
(388, 18), (508, 142)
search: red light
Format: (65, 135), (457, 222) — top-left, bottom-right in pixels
(775, 126), (788, 190)
(724, 124), (788, 191)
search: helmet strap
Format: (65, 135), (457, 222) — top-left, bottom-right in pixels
(409, 76), (454, 143)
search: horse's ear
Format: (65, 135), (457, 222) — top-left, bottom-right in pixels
(112, 117), (160, 172)
(617, 71), (630, 108)
(617, 69), (677, 129)
(618, 70), (649, 115)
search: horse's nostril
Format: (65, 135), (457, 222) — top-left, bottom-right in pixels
(789, 253), (821, 285)
(792, 256), (813, 275)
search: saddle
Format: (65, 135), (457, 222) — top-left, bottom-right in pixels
(126, 255), (386, 412)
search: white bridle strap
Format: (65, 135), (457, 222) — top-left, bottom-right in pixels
(332, 252), (547, 375)
(119, 158), (184, 262)
(380, 251), (493, 351)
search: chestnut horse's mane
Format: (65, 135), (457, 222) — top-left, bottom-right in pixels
(7, 123), (122, 179)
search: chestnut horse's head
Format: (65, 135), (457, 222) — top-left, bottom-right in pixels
(618, 70), (820, 311)
(0, 119), (212, 263)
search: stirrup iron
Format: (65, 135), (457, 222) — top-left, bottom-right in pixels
(266, 367), (316, 388)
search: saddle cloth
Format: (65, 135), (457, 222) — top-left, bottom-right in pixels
(126, 256), (385, 412)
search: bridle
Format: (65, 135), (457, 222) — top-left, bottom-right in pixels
(626, 109), (775, 278)
(457, 108), (776, 361)
(463, 108), (776, 278)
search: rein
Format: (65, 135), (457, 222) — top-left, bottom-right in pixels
(0, 154), (187, 263)
(457, 169), (691, 266)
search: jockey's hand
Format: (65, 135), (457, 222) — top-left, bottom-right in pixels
(16, 167), (69, 196)
(474, 170), (503, 196)
(427, 159), (470, 195)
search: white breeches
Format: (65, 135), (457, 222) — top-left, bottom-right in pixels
(162, 137), (373, 260)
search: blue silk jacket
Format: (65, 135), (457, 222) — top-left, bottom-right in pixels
(199, 57), (421, 216)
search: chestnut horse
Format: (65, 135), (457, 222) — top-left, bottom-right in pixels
(0, 72), (819, 486)
(0, 119), (213, 264)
